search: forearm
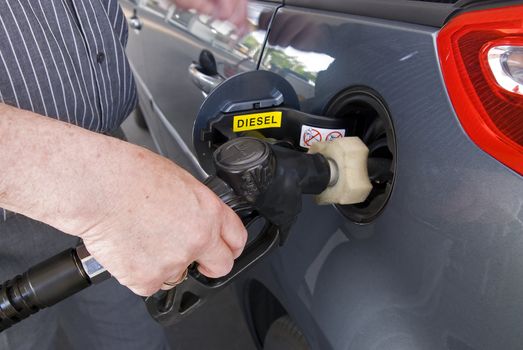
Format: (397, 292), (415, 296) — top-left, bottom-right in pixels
(0, 103), (171, 236)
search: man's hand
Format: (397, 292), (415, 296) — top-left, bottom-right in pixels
(172, 0), (248, 31)
(0, 104), (247, 296)
(78, 148), (248, 296)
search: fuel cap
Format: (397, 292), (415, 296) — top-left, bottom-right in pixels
(213, 138), (275, 202)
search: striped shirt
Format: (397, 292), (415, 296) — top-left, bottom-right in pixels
(0, 0), (137, 221)
(0, 0), (136, 132)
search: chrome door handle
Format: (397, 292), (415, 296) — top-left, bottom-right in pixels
(188, 63), (224, 95)
(129, 9), (142, 31)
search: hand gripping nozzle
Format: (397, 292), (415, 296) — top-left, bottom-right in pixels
(0, 136), (371, 331)
(147, 136), (372, 325)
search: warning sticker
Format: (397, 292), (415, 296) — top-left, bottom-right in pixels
(233, 111), (282, 132)
(300, 125), (345, 148)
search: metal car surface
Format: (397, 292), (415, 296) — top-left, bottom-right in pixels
(120, 1), (523, 349)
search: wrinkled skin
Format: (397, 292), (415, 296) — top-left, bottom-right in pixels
(78, 143), (248, 296)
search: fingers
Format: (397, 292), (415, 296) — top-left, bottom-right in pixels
(160, 283), (174, 291)
(223, 0), (248, 31)
(196, 238), (235, 278)
(172, 0), (248, 31)
(160, 268), (189, 291)
(160, 204), (246, 288)
(175, 0), (212, 15)
(216, 0), (236, 20)
(219, 204), (248, 259)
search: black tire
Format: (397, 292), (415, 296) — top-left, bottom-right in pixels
(134, 105), (148, 130)
(263, 316), (311, 350)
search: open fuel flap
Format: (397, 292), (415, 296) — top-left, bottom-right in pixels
(194, 71), (358, 172)
(194, 70), (395, 222)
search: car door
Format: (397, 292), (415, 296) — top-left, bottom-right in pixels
(119, 0), (280, 178)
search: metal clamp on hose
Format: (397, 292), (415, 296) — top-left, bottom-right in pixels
(0, 248), (92, 331)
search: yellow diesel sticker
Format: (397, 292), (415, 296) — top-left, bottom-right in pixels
(233, 111), (282, 132)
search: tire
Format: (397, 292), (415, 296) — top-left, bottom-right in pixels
(263, 316), (311, 350)
(134, 105), (148, 130)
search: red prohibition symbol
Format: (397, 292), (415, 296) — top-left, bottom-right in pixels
(326, 131), (343, 141)
(304, 128), (322, 146)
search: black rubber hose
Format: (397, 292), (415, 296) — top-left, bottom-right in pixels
(0, 249), (90, 332)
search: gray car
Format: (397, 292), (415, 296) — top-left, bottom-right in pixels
(119, 1), (523, 349)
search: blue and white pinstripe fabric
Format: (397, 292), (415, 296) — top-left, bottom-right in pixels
(0, 0), (137, 221)
(0, 0), (136, 131)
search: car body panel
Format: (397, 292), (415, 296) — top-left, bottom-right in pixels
(121, 1), (523, 349)
(282, 0), (521, 27)
(233, 5), (523, 350)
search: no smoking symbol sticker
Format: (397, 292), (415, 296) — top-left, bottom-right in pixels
(303, 128), (322, 146)
(326, 131), (343, 141)
(299, 125), (346, 148)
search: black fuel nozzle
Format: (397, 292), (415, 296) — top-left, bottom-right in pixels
(212, 137), (332, 242)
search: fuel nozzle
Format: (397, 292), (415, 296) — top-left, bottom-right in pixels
(212, 137), (372, 240)
(308, 137), (373, 206)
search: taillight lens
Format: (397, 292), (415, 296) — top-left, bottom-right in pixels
(437, 5), (523, 175)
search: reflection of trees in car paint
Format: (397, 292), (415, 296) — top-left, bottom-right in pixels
(162, 2), (267, 66)
(241, 35), (262, 57)
(261, 46), (333, 100)
(263, 48), (317, 83)
(259, 11), (338, 100)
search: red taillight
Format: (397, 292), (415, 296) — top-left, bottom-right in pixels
(437, 5), (523, 175)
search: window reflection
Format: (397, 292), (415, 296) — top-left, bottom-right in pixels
(260, 10), (336, 99)
(262, 47), (334, 84)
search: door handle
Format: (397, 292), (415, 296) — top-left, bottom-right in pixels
(188, 63), (224, 95)
(129, 8), (142, 32)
